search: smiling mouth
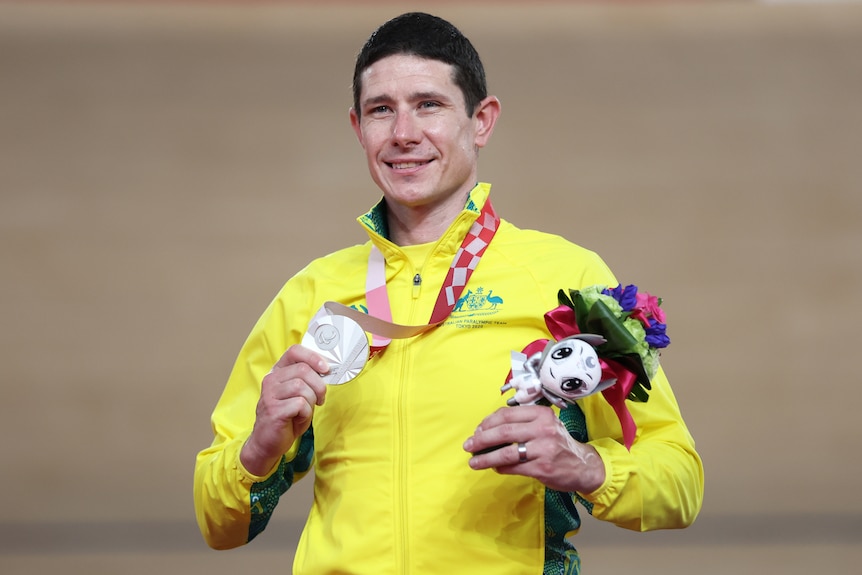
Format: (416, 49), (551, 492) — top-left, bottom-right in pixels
(388, 160), (430, 169)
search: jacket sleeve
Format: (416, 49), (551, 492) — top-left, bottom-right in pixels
(578, 365), (704, 531)
(556, 247), (704, 531)
(193, 290), (314, 549)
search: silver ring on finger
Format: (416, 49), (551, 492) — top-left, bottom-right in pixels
(517, 442), (528, 463)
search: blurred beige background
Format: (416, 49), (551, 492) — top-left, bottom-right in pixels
(1, 1), (861, 573)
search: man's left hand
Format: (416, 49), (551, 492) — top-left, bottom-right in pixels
(463, 405), (606, 494)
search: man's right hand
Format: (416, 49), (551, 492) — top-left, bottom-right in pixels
(240, 344), (329, 476)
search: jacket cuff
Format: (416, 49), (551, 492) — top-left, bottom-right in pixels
(234, 435), (302, 483)
(580, 437), (632, 506)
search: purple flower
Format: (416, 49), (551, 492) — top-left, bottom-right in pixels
(603, 284), (639, 311)
(645, 318), (670, 349)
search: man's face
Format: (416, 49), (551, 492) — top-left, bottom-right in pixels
(350, 54), (497, 214)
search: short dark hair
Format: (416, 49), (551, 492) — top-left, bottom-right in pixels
(352, 12), (488, 118)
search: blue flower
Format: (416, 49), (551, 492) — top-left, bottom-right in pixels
(603, 284), (639, 312)
(644, 318), (670, 349)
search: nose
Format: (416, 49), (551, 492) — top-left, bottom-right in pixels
(391, 111), (420, 146)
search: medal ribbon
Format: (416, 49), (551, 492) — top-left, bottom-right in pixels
(328, 199), (500, 356)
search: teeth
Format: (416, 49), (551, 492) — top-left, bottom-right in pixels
(392, 162), (424, 169)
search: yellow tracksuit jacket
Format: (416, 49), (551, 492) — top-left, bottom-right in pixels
(194, 183), (703, 574)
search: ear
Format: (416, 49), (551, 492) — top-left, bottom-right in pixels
(473, 96), (501, 149)
(349, 107), (365, 148)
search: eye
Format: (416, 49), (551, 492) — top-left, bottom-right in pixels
(416, 100), (443, 114)
(368, 105), (392, 116)
(551, 347), (573, 360)
(561, 378), (585, 392)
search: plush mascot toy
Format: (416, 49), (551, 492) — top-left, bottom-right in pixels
(502, 334), (617, 409)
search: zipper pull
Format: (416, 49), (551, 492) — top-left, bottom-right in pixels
(413, 273), (422, 298)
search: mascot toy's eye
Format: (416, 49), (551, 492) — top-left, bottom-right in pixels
(561, 378), (585, 392)
(551, 347), (573, 361)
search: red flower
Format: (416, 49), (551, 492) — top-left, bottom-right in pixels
(635, 292), (665, 325)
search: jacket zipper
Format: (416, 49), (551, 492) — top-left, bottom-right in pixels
(398, 272), (422, 573)
(412, 273), (422, 298)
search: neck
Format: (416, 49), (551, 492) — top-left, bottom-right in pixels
(386, 194), (469, 247)
(388, 211), (449, 246)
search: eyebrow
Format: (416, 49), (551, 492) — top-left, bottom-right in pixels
(361, 91), (450, 108)
(362, 94), (391, 108)
(412, 91), (449, 102)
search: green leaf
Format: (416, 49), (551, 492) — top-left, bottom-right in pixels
(628, 383), (650, 402)
(557, 288), (574, 309)
(585, 299), (640, 354)
(568, 289), (592, 333)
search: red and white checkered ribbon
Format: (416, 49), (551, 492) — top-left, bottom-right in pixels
(429, 202), (499, 324)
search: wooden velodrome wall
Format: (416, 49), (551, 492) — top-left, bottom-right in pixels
(1, 2), (860, 574)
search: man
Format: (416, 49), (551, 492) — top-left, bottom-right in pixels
(194, 12), (703, 575)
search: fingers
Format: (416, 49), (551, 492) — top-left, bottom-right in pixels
(465, 405), (551, 449)
(265, 364), (324, 408)
(263, 344), (331, 419)
(467, 441), (533, 471)
(275, 343), (330, 374)
(269, 344), (330, 404)
(464, 405), (552, 468)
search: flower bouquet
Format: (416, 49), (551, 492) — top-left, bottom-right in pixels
(504, 284), (669, 449)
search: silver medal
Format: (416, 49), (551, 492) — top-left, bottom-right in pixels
(302, 312), (369, 385)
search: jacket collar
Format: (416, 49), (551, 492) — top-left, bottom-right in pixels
(357, 183), (492, 257)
